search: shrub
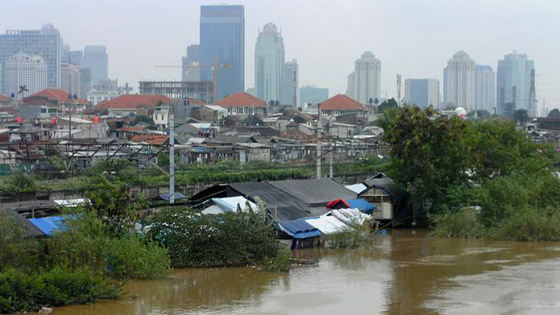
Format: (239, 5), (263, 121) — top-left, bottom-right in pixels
(0, 267), (119, 314)
(430, 208), (485, 239)
(147, 208), (281, 268)
(323, 222), (372, 249)
(491, 206), (560, 241)
(260, 246), (291, 272)
(48, 212), (170, 280)
(0, 212), (43, 272)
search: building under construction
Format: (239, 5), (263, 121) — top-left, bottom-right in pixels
(138, 81), (213, 103)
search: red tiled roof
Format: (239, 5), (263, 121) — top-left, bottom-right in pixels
(26, 89), (88, 104)
(96, 94), (173, 111)
(0, 94), (10, 102)
(213, 92), (266, 108)
(318, 94), (364, 111)
(130, 134), (169, 145)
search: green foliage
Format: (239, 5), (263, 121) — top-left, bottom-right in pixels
(377, 98), (398, 113)
(430, 208), (485, 239)
(381, 106), (556, 222)
(323, 222), (371, 249)
(0, 212), (43, 272)
(259, 246), (292, 272)
(48, 211), (170, 280)
(0, 267), (119, 314)
(491, 206), (560, 241)
(0, 172), (37, 194)
(147, 208), (281, 268)
(513, 109), (529, 125)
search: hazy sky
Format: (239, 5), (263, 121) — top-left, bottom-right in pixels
(1, 0), (559, 108)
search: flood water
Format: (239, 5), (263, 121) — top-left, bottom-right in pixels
(54, 230), (560, 314)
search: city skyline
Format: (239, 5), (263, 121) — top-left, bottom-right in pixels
(1, 0), (559, 109)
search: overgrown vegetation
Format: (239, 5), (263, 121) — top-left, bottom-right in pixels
(322, 222), (371, 249)
(146, 207), (284, 268)
(381, 106), (560, 240)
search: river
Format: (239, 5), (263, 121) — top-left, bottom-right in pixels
(54, 230), (560, 314)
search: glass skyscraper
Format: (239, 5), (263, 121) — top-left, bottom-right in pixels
(497, 52), (535, 117)
(404, 79), (439, 108)
(0, 24), (62, 94)
(200, 5), (244, 101)
(254, 23), (285, 103)
(83, 45), (108, 85)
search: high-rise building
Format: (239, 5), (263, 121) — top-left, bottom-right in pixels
(79, 68), (91, 99)
(254, 23), (285, 103)
(443, 51), (476, 111)
(200, 5), (244, 101)
(69, 50), (83, 67)
(281, 59), (299, 107)
(346, 71), (356, 99)
(351, 51), (381, 104)
(475, 65), (495, 113)
(0, 24), (62, 93)
(61, 63), (80, 97)
(83, 45), (108, 85)
(404, 79), (439, 108)
(300, 86), (329, 107)
(182, 44), (200, 82)
(497, 52), (535, 116)
(5, 52), (47, 99)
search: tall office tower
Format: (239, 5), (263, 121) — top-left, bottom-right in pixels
(79, 68), (92, 99)
(200, 5), (244, 101)
(497, 52), (535, 117)
(281, 59), (299, 107)
(69, 50), (83, 67)
(403, 79), (439, 108)
(5, 52), (47, 99)
(182, 44), (200, 82)
(254, 23), (285, 103)
(443, 51), (476, 111)
(346, 71), (356, 99)
(299, 85), (329, 107)
(474, 65), (495, 113)
(352, 51), (381, 104)
(83, 45), (108, 85)
(0, 24), (62, 93)
(62, 44), (70, 63)
(61, 63), (81, 97)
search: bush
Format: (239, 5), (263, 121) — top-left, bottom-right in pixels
(0, 212), (43, 272)
(105, 236), (170, 280)
(0, 267), (119, 314)
(0, 172), (37, 194)
(323, 222), (372, 249)
(430, 208), (485, 239)
(491, 206), (560, 241)
(259, 246), (291, 272)
(48, 212), (170, 280)
(147, 208), (281, 268)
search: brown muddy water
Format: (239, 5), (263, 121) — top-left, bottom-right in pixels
(54, 230), (560, 314)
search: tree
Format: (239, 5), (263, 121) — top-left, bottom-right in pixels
(467, 110), (491, 120)
(377, 98), (398, 113)
(548, 108), (560, 118)
(242, 115), (264, 126)
(513, 109), (529, 125)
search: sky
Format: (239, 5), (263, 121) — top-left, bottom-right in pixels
(1, 0), (559, 110)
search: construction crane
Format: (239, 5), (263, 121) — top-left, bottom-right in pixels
(155, 63), (230, 103)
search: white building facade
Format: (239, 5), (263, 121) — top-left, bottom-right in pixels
(5, 52), (47, 99)
(254, 23), (285, 103)
(61, 63), (81, 98)
(444, 51), (476, 111)
(351, 51), (381, 104)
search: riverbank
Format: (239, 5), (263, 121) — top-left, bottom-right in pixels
(52, 230), (560, 315)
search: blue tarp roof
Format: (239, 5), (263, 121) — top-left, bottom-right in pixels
(160, 193), (186, 201)
(346, 199), (376, 214)
(28, 216), (66, 236)
(277, 219), (321, 239)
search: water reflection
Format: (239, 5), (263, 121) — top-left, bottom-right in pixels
(54, 230), (560, 314)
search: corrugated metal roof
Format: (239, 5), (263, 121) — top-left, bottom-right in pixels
(269, 179), (357, 207)
(276, 219), (321, 239)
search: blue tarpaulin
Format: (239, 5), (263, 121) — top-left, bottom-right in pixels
(346, 199), (376, 214)
(28, 216), (66, 236)
(160, 193), (186, 201)
(277, 219), (321, 239)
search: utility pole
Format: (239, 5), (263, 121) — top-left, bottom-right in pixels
(329, 115), (334, 178)
(169, 105), (175, 204)
(316, 103), (322, 179)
